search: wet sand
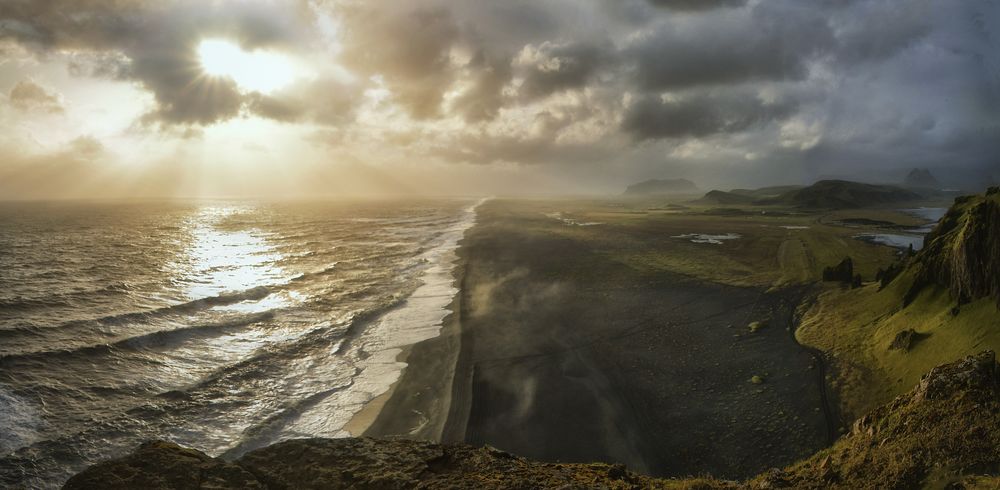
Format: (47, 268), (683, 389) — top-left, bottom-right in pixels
(360, 262), (465, 441)
(365, 200), (828, 479)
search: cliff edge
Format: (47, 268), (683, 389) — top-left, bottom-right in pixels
(907, 187), (1000, 306)
(65, 352), (1000, 489)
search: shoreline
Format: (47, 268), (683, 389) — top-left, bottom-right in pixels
(355, 207), (475, 441)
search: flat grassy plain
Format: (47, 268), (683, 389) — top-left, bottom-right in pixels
(515, 197), (911, 289)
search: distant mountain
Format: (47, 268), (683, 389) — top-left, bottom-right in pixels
(729, 185), (805, 198)
(764, 180), (922, 209)
(695, 190), (756, 205)
(904, 168), (942, 190)
(624, 179), (698, 196)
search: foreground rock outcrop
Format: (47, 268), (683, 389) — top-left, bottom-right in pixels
(65, 352), (1000, 489)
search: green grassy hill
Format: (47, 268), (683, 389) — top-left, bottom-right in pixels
(767, 180), (923, 209)
(695, 190), (757, 205)
(798, 188), (1000, 420)
(729, 185), (804, 198)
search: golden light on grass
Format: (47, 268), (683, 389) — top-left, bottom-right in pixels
(196, 39), (298, 93)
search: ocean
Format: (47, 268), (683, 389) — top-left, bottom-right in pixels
(0, 199), (479, 488)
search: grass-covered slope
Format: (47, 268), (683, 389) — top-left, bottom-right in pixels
(695, 190), (757, 206)
(798, 189), (1000, 420)
(767, 180), (922, 209)
(729, 185), (804, 198)
(910, 188), (1000, 306)
(64, 352), (1000, 489)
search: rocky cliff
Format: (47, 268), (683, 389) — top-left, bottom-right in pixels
(65, 352), (1000, 489)
(906, 187), (1000, 306)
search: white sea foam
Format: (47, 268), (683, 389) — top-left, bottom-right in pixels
(277, 199), (488, 441)
(545, 212), (603, 227)
(0, 388), (42, 456)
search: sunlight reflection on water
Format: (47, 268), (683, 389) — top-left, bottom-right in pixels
(174, 205), (295, 311)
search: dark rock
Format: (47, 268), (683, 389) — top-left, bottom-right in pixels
(822, 257), (855, 284)
(63, 441), (263, 490)
(913, 350), (997, 402)
(65, 438), (693, 490)
(876, 261), (906, 289)
(888, 329), (926, 352)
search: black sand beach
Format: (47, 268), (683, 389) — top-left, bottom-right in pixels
(366, 200), (829, 479)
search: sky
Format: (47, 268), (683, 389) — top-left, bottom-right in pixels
(0, 0), (998, 198)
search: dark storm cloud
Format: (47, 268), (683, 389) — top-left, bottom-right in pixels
(514, 41), (612, 100)
(646, 0), (746, 11)
(622, 91), (798, 140)
(450, 51), (512, 122)
(628, 4), (834, 90)
(832, 0), (933, 64)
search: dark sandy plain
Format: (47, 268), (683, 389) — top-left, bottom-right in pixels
(365, 197), (922, 479)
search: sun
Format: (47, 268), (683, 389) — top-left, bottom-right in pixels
(197, 39), (298, 93)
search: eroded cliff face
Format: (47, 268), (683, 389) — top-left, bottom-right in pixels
(911, 188), (1000, 306)
(65, 352), (1000, 490)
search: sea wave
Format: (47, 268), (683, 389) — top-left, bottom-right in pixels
(0, 312), (275, 366)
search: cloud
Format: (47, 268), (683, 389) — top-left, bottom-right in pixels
(622, 90), (798, 140)
(0, 0), (998, 195)
(0, 0), (316, 126)
(247, 77), (361, 125)
(627, 4), (834, 90)
(335, 4), (461, 119)
(645, 0), (747, 11)
(8, 80), (64, 113)
(65, 135), (106, 160)
(514, 41), (612, 100)
(831, 0), (933, 64)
